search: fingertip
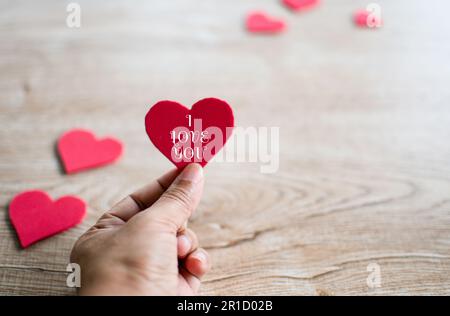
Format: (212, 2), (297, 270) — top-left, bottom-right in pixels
(177, 163), (204, 184)
(185, 248), (211, 278)
(177, 234), (191, 258)
(178, 228), (199, 258)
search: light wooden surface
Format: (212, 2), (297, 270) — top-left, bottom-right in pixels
(1, 0), (450, 296)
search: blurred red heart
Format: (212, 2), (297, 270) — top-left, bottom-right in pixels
(353, 9), (382, 28)
(145, 98), (234, 169)
(9, 190), (86, 248)
(58, 129), (123, 174)
(246, 12), (286, 34)
(283, 0), (320, 11)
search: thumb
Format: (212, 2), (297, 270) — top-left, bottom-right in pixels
(144, 163), (204, 233)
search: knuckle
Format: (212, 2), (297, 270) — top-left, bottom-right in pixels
(161, 183), (193, 214)
(93, 213), (122, 229)
(144, 214), (179, 234)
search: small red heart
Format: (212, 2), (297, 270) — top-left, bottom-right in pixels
(145, 98), (234, 169)
(246, 12), (286, 34)
(353, 9), (382, 28)
(9, 190), (86, 248)
(283, 0), (320, 12)
(57, 129), (123, 174)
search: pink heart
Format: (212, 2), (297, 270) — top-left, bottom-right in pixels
(283, 0), (320, 12)
(9, 190), (86, 248)
(353, 9), (383, 28)
(246, 12), (286, 34)
(57, 129), (123, 174)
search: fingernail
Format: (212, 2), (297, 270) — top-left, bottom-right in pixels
(192, 249), (207, 263)
(177, 235), (191, 255)
(178, 163), (203, 184)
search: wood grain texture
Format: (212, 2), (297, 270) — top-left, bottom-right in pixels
(1, 0), (450, 295)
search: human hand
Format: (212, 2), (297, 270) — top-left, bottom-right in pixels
(70, 163), (210, 295)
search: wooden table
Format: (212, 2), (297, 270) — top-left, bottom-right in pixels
(1, 0), (449, 295)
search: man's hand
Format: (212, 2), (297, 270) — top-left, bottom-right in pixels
(70, 163), (210, 295)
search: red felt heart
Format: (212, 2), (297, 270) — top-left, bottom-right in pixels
(9, 190), (86, 248)
(57, 129), (123, 174)
(283, 0), (320, 11)
(246, 12), (286, 34)
(145, 98), (234, 169)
